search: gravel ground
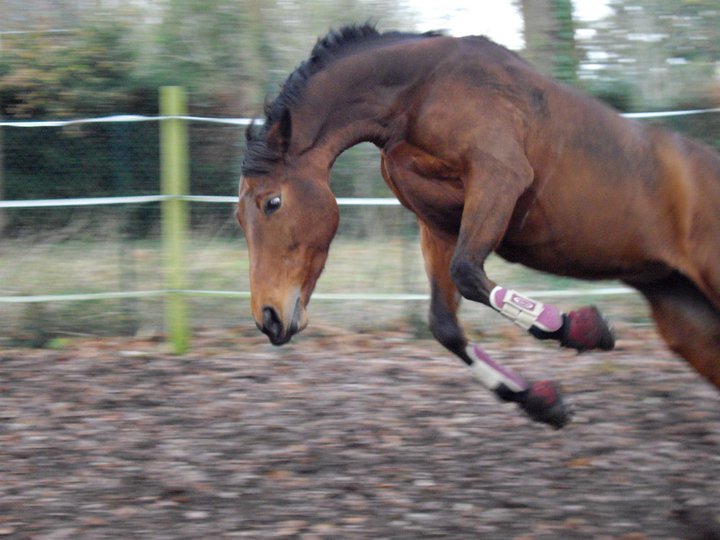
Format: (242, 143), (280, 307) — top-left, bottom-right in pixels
(1, 324), (720, 539)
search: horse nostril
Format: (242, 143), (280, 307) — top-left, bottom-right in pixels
(261, 306), (283, 341)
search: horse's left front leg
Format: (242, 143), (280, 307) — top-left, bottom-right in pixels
(450, 156), (615, 353)
(420, 222), (572, 429)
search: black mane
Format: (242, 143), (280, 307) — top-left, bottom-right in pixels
(242, 23), (442, 176)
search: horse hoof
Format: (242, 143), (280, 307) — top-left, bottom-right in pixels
(562, 305), (615, 352)
(520, 380), (572, 429)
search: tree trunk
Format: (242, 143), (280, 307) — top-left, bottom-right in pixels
(522, 0), (555, 76)
(521, 0), (577, 84)
(0, 124), (5, 236)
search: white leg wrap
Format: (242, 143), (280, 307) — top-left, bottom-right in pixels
(466, 344), (527, 393)
(489, 286), (563, 332)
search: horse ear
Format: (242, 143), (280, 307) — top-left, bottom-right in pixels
(267, 108), (292, 153)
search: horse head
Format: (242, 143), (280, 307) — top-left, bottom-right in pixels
(237, 111), (339, 345)
(237, 24), (417, 345)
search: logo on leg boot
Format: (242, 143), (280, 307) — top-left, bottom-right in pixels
(510, 294), (537, 311)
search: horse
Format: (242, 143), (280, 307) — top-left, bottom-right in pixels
(237, 24), (720, 428)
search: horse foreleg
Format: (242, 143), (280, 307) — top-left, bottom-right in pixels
(634, 272), (720, 390)
(450, 158), (614, 352)
(420, 223), (572, 428)
(453, 256), (615, 352)
(489, 287), (615, 352)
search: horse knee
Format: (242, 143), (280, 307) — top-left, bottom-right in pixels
(449, 256), (491, 304)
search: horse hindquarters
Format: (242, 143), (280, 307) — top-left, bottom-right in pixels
(634, 272), (720, 390)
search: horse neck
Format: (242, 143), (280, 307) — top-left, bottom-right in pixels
(290, 84), (395, 162)
(289, 40), (449, 164)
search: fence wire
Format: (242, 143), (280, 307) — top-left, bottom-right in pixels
(1, 109), (718, 344)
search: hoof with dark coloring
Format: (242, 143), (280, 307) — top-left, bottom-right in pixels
(519, 380), (572, 429)
(562, 306), (615, 352)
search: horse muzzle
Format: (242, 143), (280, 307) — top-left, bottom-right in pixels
(256, 300), (305, 346)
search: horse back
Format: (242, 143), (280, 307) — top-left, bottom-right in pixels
(415, 37), (720, 286)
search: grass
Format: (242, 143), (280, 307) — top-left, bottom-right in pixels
(0, 226), (653, 346)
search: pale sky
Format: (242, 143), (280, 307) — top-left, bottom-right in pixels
(405, 0), (612, 50)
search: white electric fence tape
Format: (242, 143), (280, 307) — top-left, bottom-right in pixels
(2, 107), (718, 127)
(0, 108), (717, 304)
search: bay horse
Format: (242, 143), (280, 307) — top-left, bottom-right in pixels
(237, 24), (720, 428)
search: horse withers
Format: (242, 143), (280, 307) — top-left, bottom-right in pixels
(237, 24), (720, 428)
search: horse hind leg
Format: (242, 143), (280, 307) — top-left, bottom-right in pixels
(635, 272), (720, 390)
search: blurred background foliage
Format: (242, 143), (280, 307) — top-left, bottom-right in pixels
(2, 0), (718, 116)
(579, 0), (720, 109)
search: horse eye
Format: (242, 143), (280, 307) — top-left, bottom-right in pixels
(264, 196), (282, 216)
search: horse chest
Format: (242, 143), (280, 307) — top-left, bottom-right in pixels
(381, 147), (465, 235)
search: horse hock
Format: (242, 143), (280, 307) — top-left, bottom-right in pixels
(467, 344), (572, 429)
(490, 287), (615, 352)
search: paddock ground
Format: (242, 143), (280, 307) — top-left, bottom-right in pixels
(1, 324), (719, 539)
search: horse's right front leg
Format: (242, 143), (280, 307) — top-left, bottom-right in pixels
(420, 222), (572, 429)
(450, 156), (615, 353)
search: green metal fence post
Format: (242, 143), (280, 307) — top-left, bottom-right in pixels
(160, 86), (190, 354)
